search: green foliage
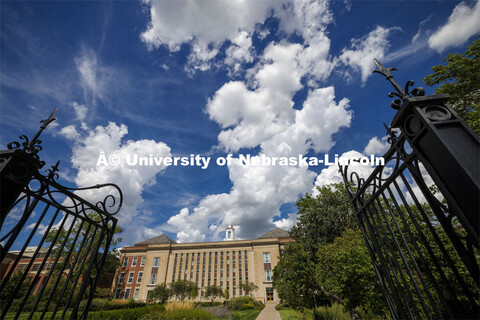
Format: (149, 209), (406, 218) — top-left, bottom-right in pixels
(149, 283), (171, 304)
(204, 285), (223, 302)
(316, 229), (386, 316)
(138, 308), (215, 320)
(44, 212), (123, 296)
(94, 288), (113, 299)
(238, 282), (258, 297)
(79, 298), (146, 311)
(86, 304), (165, 319)
(0, 272), (31, 313)
(231, 309), (262, 320)
(169, 280), (199, 300)
(424, 36), (480, 134)
(224, 288), (230, 300)
(227, 297), (263, 311)
(277, 308), (314, 320)
(273, 242), (326, 309)
(291, 183), (356, 261)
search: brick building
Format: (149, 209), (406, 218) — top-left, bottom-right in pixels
(112, 227), (292, 303)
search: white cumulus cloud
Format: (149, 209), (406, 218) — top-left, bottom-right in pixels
(66, 122), (172, 244)
(364, 136), (390, 156)
(428, 1), (480, 52)
(339, 26), (399, 83)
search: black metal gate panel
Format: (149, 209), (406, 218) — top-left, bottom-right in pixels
(340, 60), (479, 319)
(0, 110), (122, 319)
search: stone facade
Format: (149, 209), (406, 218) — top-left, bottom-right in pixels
(112, 228), (292, 303)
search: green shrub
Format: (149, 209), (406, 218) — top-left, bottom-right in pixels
(138, 308), (215, 320)
(86, 304), (165, 320)
(227, 297), (263, 311)
(313, 304), (350, 320)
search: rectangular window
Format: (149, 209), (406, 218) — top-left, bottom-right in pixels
(118, 272), (126, 284)
(127, 272), (135, 284)
(17, 264), (26, 271)
(133, 288), (140, 300)
(32, 263), (40, 272)
(153, 257), (160, 267)
(137, 272), (143, 283)
(124, 288), (131, 299)
(150, 273), (157, 285)
(265, 270), (272, 282)
(132, 257), (138, 267)
(263, 252), (271, 263)
(123, 257), (129, 267)
(114, 288), (122, 299)
(140, 256), (146, 266)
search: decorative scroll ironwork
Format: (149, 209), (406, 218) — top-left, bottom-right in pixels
(341, 60), (480, 319)
(373, 59), (425, 110)
(340, 129), (479, 319)
(0, 111), (122, 319)
(6, 108), (58, 163)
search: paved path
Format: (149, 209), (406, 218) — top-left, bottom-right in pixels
(256, 302), (282, 320)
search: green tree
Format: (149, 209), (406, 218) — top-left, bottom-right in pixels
(204, 285), (223, 302)
(169, 280), (199, 301)
(149, 283), (171, 304)
(424, 37), (480, 134)
(45, 213), (123, 288)
(316, 229), (387, 318)
(291, 183), (356, 261)
(238, 282), (258, 297)
(0, 272), (31, 313)
(273, 242), (326, 309)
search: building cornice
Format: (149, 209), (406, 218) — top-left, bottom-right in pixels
(120, 238), (289, 253)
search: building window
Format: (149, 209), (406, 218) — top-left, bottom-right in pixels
(132, 257), (138, 267)
(124, 288), (131, 299)
(127, 272), (135, 284)
(17, 264), (26, 271)
(150, 273), (157, 285)
(263, 252), (271, 263)
(118, 272), (126, 284)
(114, 288), (122, 299)
(123, 257), (129, 267)
(137, 272), (143, 283)
(32, 263), (40, 272)
(133, 288), (140, 300)
(265, 270), (272, 282)
(153, 257), (160, 267)
(140, 256), (146, 266)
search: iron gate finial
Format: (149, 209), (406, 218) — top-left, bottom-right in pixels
(7, 108), (58, 159)
(372, 59), (425, 110)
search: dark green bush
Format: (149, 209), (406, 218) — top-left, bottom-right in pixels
(86, 304), (165, 320)
(138, 308), (215, 320)
(227, 297), (263, 311)
(195, 301), (223, 307)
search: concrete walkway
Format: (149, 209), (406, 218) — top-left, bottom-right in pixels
(256, 302), (282, 320)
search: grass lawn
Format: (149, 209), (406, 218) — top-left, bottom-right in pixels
(278, 309), (314, 320)
(232, 309), (262, 320)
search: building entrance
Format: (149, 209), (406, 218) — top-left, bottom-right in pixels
(266, 288), (274, 301)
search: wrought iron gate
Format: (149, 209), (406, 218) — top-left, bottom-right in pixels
(0, 109), (122, 319)
(340, 60), (479, 319)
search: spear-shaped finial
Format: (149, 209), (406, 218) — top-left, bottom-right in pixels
(28, 108), (58, 150)
(372, 59), (406, 99)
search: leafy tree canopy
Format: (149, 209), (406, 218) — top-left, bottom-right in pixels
(316, 229), (387, 316)
(290, 183), (356, 261)
(424, 37), (480, 134)
(149, 283), (171, 304)
(204, 285), (223, 302)
(238, 282), (258, 297)
(169, 280), (198, 300)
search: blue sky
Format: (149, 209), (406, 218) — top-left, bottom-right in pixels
(1, 0), (479, 246)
